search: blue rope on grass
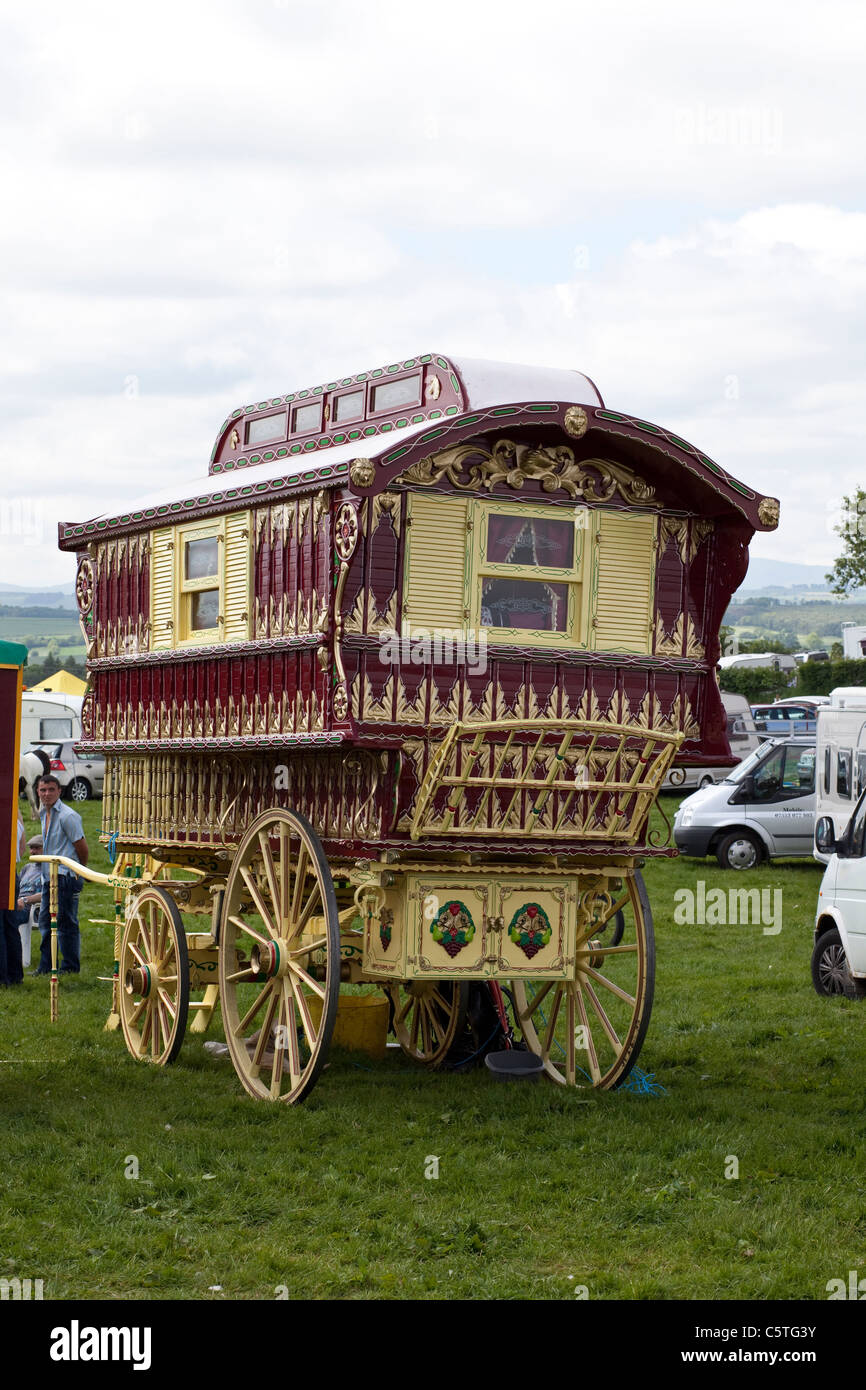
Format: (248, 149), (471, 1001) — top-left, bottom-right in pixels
(618, 1068), (666, 1096)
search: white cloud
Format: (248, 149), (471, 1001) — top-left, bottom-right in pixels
(0, 2), (864, 587)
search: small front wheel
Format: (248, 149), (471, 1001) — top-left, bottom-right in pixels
(811, 928), (866, 999)
(716, 830), (763, 870)
(119, 886), (190, 1064)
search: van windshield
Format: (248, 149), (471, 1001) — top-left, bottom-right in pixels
(722, 744), (774, 784)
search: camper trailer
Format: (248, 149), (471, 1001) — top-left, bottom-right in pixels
(815, 687), (866, 860)
(20, 691), (83, 747)
(665, 692), (762, 790)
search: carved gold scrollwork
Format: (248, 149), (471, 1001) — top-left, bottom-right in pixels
(400, 439), (660, 506)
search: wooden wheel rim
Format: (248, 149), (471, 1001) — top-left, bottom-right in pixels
(119, 885), (190, 1066)
(219, 808), (340, 1104)
(385, 981), (468, 1067)
(513, 870), (654, 1090)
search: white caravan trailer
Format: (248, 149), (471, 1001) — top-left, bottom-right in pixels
(665, 692), (762, 791)
(814, 687), (866, 861)
(20, 691), (83, 747)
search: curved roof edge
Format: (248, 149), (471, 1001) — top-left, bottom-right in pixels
(58, 399), (779, 549)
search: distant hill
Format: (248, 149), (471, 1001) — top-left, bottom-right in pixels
(0, 583), (75, 609)
(738, 558), (864, 596)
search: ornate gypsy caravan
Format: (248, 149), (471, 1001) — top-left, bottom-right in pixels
(56, 353), (779, 1101)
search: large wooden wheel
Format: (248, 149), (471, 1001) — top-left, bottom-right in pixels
(219, 808), (340, 1104)
(119, 885), (190, 1065)
(512, 870), (654, 1090)
(385, 981), (469, 1066)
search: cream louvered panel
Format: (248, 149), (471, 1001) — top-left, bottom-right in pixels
(150, 527), (176, 650)
(593, 511), (657, 654)
(404, 494), (469, 631)
(223, 510), (252, 643)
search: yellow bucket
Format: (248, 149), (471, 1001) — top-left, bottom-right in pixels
(308, 992), (389, 1061)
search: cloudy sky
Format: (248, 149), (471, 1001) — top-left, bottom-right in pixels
(1, 0), (864, 587)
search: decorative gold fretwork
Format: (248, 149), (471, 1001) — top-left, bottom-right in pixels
(401, 439), (660, 506)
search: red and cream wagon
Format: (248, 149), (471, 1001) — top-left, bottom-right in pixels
(49, 353), (778, 1101)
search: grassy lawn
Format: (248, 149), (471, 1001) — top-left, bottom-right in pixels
(2, 793), (863, 1302)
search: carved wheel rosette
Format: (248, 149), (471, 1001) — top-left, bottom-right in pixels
(334, 502), (360, 560)
(76, 555), (94, 613)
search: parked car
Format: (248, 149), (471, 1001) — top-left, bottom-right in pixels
(751, 701), (818, 735)
(27, 740), (105, 801)
(664, 692), (763, 791)
(812, 798), (866, 998)
(673, 735), (816, 869)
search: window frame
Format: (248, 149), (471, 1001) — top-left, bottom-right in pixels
(176, 518), (225, 646)
(244, 411), (287, 448)
(368, 371), (422, 418)
(468, 499), (590, 649)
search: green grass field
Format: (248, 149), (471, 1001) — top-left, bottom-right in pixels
(2, 795), (863, 1301)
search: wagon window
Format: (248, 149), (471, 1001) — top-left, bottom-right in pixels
(292, 401), (322, 434)
(473, 500), (586, 645)
(185, 537), (219, 580)
(333, 390), (364, 422)
(486, 514), (574, 568)
(178, 524), (222, 641)
(824, 746), (832, 795)
(245, 412), (286, 446)
(371, 374), (421, 412)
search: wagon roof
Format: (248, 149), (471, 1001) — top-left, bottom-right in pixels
(58, 354), (778, 549)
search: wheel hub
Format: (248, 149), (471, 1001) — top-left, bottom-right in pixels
(125, 964), (152, 997)
(728, 839), (757, 869)
(250, 939), (290, 978)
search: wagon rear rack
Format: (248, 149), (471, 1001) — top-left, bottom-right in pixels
(409, 718), (682, 843)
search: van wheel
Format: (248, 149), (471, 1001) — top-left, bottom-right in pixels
(811, 928), (866, 999)
(69, 778), (91, 802)
(716, 831), (763, 870)
(698, 775), (714, 789)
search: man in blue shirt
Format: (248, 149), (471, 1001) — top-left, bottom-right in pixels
(32, 774), (89, 976)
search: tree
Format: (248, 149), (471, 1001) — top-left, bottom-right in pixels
(827, 488), (866, 595)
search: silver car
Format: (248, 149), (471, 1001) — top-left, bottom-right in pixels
(28, 740), (105, 802)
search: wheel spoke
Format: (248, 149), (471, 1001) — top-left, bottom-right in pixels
(258, 831), (282, 932)
(249, 989), (280, 1076)
(543, 986), (564, 1053)
(291, 978), (318, 1051)
(289, 879), (322, 942)
(235, 979), (275, 1036)
(158, 988), (177, 1022)
(582, 977), (622, 1051)
(286, 958), (326, 1000)
(574, 982), (602, 1084)
(289, 843), (309, 931)
(270, 986), (287, 1100)
(128, 941), (148, 969)
(283, 980), (302, 1086)
(228, 913), (269, 948)
(239, 867), (278, 940)
(583, 965), (635, 1006)
(524, 979), (555, 1019)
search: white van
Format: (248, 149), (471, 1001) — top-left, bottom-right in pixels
(814, 687), (866, 862)
(812, 800), (866, 998)
(665, 692), (762, 791)
(673, 735), (816, 869)
(20, 691), (83, 746)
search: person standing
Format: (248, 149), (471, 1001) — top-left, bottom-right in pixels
(32, 775), (89, 976)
